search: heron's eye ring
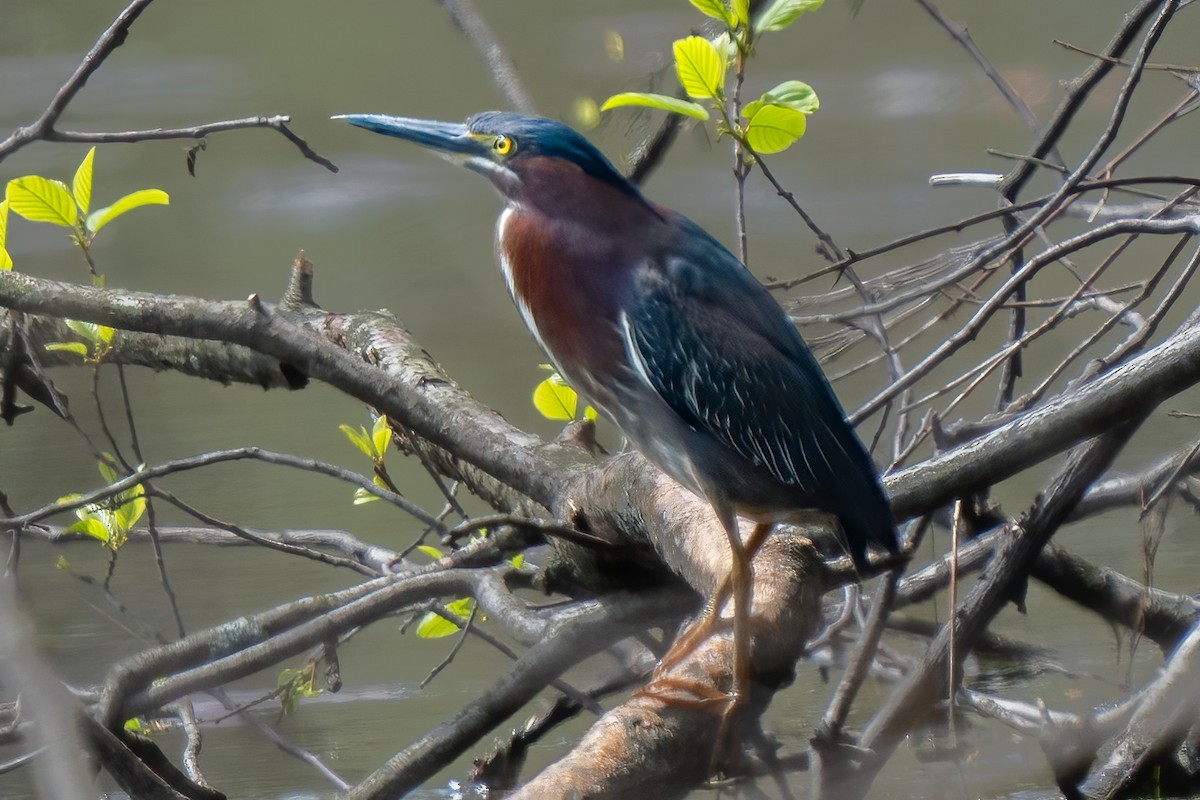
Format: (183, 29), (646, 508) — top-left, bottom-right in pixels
(492, 134), (515, 156)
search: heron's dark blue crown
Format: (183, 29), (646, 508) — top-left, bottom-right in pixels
(466, 112), (636, 197)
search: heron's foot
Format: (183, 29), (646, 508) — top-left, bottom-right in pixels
(635, 676), (746, 777)
(633, 675), (730, 709)
(691, 688), (743, 779)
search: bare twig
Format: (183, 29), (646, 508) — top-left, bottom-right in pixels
(437, 0), (536, 114)
(0, 0), (335, 171)
(420, 601), (479, 688)
(1000, 0), (1168, 199)
(854, 415), (1148, 797)
(914, 0), (1064, 167)
(852, 216), (1200, 425)
(0, 0), (159, 161)
(2, 446), (439, 535)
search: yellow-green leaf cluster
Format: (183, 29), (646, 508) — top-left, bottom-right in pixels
(3, 147), (170, 255)
(340, 416), (393, 505)
(599, 0), (822, 158)
(277, 664), (323, 716)
(339, 415), (390, 462)
(46, 319), (116, 362)
(60, 459), (146, 551)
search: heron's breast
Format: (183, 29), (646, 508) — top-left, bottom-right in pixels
(497, 207), (631, 409)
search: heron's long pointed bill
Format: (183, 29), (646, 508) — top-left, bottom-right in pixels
(333, 114), (493, 172)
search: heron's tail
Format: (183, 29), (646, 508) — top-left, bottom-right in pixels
(838, 479), (897, 572)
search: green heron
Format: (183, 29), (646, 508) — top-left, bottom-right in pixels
(336, 110), (897, 722)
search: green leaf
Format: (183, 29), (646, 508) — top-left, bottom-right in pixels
(584, 405), (599, 422)
(276, 666), (314, 716)
(68, 517), (111, 543)
(97, 457), (118, 485)
(351, 487), (380, 505)
(416, 545), (443, 560)
(755, 0), (824, 31)
(276, 666), (321, 711)
(6, 176), (77, 228)
(601, 92), (709, 121)
(415, 612), (458, 639)
(55, 555), (70, 571)
(45, 342), (89, 358)
(123, 718), (144, 734)
(688, 0), (733, 26)
(416, 598), (474, 639)
(65, 319), (103, 344)
(97, 325), (115, 344)
(533, 375), (580, 421)
(86, 189), (169, 234)
(744, 104), (808, 154)
(673, 36), (725, 100)
(0, 247), (11, 272)
(371, 415), (390, 459)
(743, 82), (817, 122)
(114, 487), (146, 534)
(74, 147), (95, 215)
(732, 0), (750, 27)
(446, 597), (474, 618)
(762, 80), (819, 113)
(338, 424), (372, 458)
(508, 552), (525, 569)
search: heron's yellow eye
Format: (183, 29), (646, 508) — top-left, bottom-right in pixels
(492, 134), (515, 156)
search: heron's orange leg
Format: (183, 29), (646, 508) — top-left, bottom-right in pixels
(712, 521), (772, 769)
(643, 521), (775, 773)
(654, 522), (774, 672)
